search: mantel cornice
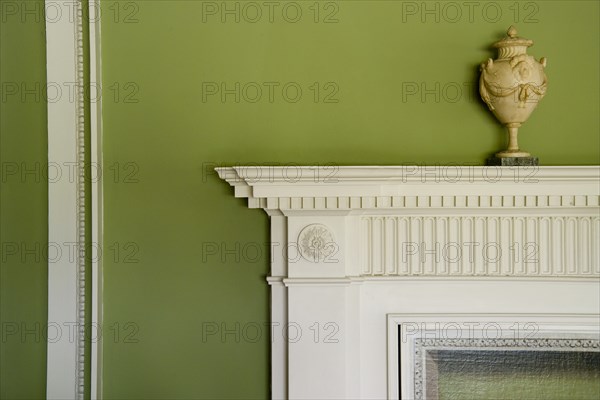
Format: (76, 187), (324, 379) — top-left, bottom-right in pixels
(216, 166), (600, 212)
(217, 165), (599, 183)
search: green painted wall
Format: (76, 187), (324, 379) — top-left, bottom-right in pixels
(0, 0), (48, 398)
(1, 0), (599, 399)
(100, 1), (598, 398)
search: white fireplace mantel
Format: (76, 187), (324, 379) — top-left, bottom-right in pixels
(216, 166), (600, 400)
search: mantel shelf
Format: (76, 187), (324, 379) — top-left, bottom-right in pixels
(216, 166), (600, 213)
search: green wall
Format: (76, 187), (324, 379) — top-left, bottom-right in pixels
(100, 1), (598, 398)
(0, 0), (48, 397)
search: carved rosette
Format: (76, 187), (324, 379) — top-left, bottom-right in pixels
(479, 26), (548, 158)
(297, 224), (336, 263)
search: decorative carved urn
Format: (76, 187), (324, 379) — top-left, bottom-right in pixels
(480, 26), (548, 158)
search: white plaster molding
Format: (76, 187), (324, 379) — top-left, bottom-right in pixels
(216, 166), (600, 213)
(218, 166), (600, 280)
(297, 224), (336, 262)
(359, 215), (600, 277)
(217, 165), (600, 400)
(89, 0), (104, 398)
(45, 1), (93, 398)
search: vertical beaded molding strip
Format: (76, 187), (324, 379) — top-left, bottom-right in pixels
(74, 1), (86, 398)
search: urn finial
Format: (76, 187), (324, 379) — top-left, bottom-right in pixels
(493, 26), (534, 57)
(479, 27), (548, 162)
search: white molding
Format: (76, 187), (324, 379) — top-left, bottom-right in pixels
(45, 1), (86, 398)
(217, 165), (600, 183)
(218, 166), (600, 280)
(359, 215), (599, 277)
(216, 165), (600, 400)
(215, 166), (600, 213)
(89, 0), (104, 398)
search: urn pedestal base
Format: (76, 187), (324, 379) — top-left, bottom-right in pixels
(486, 156), (539, 166)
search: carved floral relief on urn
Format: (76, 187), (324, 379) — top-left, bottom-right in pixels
(480, 26), (548, 159)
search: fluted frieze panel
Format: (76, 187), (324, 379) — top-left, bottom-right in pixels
(359, 216), (600, 277)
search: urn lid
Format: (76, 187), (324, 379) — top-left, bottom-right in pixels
(492, 26), (533, 49)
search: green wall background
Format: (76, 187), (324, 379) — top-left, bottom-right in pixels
(0, 0), (48, 398)
(1, 0), (599, 399)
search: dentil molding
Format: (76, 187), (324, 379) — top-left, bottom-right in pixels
(216, 166), (600, 214)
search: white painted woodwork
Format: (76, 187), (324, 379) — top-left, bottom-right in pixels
(45, 1), (86, 398)
(89, 0), (104, 398)
(217, 166), (600, 400)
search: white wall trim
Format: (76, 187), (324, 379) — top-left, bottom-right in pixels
(89, 0), (104, 398)
(45, 0), (86, 398)
(216, 166), (600, 213)
(45, 1), (104, 398)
